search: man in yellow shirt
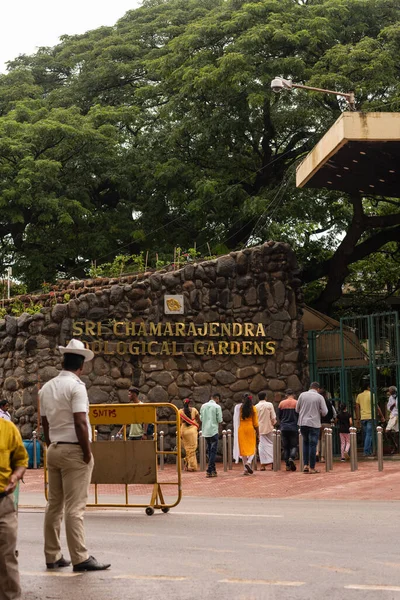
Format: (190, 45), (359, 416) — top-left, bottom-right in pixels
(356, 382), (384, 457)
(0, 418), (28, 600)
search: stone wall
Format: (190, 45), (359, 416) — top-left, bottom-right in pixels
(0, 242), (307, 443)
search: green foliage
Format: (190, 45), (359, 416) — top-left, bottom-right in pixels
(0, 0), (400, 312)
(9, 299), (43, 316)
(88, 253), (145, 277)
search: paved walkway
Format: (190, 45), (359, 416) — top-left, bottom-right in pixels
(20, 459), (400, 507)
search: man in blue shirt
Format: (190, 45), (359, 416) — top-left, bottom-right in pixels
(200, 393), (223, 478)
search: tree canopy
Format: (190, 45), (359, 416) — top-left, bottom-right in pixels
(1, 0), (400, 314)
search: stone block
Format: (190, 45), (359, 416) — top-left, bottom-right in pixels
(168, 382), (179, 396)
(215, 370), (236, 385)
(203, 360), (222, 374)
(20, 423), (33, 439)
(216, 256), (236, 277)
(148, 385), (168, 403)
(4, 377), (18, 391)
(245, 287), (257, 306)
(39, 366), (59, 382)
(284, 351), (300, 362)
(229, 379), (249, 392)
(150, 372), (175, 386)
(110, 285), (124, 304)
(5, 316), (17, 336)
(93, 357), (109, 376)
(121, 362), (133, 377)
(192, 385), (211, 404)
(88, 387), (110, 404)
(111, 367), (121, 379)
(177, 387), (193, 399)
(249, 374), (268, 393)
(273, 281), (286, 307)
(115, 378), (131, 389)
(236, 366), (259, 379)
(176, 373), (194, 387)
(287, 375), (303, 391)
(280, 363), (295, 376)
(265, 361), (277, 378)
(193, 373), (213, 385)
(51, 304), (68, 323)
(268, 379), (286, 391)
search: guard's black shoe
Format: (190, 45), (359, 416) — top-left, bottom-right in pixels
(289, 458), (297, 472)
(73, 556), (111, 572)
(46, 556), (71, 569)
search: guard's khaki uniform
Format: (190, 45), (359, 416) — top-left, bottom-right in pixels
(40, 370), (93, 566)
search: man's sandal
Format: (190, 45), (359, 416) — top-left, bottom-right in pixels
(303, 466), (309, 473)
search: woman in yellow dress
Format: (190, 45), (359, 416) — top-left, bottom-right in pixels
(179, 399), (200, 471)
(238, 393), (259, 475)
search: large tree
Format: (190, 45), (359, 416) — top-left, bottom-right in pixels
(1, 0), (400, 312)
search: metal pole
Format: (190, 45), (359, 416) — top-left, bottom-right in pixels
(277, 430), (281, 471)
(222, 430), (227, 472)
(227, 429), (233, 470)
(326, 428), (333, 471)
(272, 430), (278, 472)
(377, 426), (384, 471)
(350, 426), (358, 471)
(298, 428), (304, 471)
(159, 431), (164, 470)
(253, 438), (258, 471)
(199, 430), (206, 472)
(32, 430), (37, 469)
(7, 266), (11, 300)
(176, 433), (179, 473)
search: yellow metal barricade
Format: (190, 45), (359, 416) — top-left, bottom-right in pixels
(44, 402), (182, 516)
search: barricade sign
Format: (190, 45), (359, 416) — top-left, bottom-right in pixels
(44, 402), (182, 516)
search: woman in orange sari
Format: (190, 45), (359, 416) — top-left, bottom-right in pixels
(179, 399), (200, 471)
(238, 393), (259, 475)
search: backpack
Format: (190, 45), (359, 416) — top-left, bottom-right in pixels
(325, 399), (335, 422)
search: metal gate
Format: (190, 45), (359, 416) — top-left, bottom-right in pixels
(308, 312), (400, 453)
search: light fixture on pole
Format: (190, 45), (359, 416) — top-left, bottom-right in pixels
(271, 77), (355, 111)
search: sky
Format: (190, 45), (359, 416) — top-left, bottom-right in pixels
(1, 1), (142, 73)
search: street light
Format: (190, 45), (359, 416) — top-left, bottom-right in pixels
(271, 77), (355, 111)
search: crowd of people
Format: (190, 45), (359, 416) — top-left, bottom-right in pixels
(1, 336), (399, 600)
(178, 381), (399, 476)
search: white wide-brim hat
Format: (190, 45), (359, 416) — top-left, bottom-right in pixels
(58, 339), (94, 362)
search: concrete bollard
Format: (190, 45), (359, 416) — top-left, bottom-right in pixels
(349, 426), (358, 471)
(325, 428), (333, 472)
(199, 430), (206, 472)
(32, 430), (38, 469)
(159, 431), (164, 470)
(273, 430), (281, 472)
(227, 429), (233, 470)
(276, 430), (282, 471)
(377, 426), (384, 471)
(298, 428), (304, 471)
(222, 430), (228, 472)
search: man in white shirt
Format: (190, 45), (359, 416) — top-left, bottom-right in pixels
(0, 400), (12, 421)
(256, 391), (277, 470)
(40, 339), (110, 572)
